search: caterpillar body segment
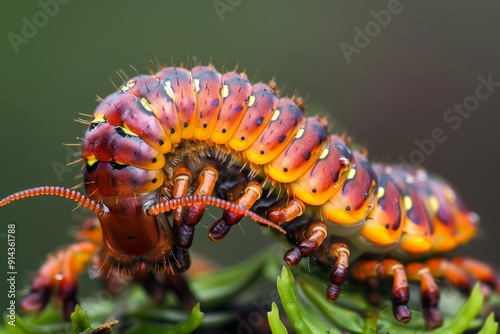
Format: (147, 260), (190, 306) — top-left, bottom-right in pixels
(290, 134), (352, 206)
(228, 82), (280, 151)
(1, 64), (494, 329)
(265, 117), (330, 183)
(359, 168), (404, 247)
(82, 64), (479, 256)
(321, 151), (378, 228)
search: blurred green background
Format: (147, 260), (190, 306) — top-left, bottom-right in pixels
(0, 0), (499, 316)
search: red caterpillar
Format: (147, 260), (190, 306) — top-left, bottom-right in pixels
(1, 64), (498, 330)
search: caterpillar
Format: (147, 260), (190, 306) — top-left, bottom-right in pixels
(1, 64), (498, 330)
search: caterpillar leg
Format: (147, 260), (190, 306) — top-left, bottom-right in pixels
(21, 240), (98, 320)
(21, 218), (101, 319)
(323, 242), (350, 302)
(170, 167), (192, 272)
(351, 259), (411, 323)
(425, 258), (474, 294)
(425, 257), (500, 301)
(173, 167), (218, 267)
(265, 200), (343, 294)
(451, 257), (500, 292)
(405, 257), (499, 328)
(406, 262), (443, 329)
(208, 181), (263, 241)
(282, 222), (350, 301)
(283, 221), (328, 266)
(267, 199), (306, 225)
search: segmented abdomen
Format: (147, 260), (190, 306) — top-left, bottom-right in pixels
(82, 65), (478, 257)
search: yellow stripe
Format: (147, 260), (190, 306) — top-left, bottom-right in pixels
(429, 195), (439, 213)
(403, 196), (413, 210)
(119, 125), (138, 137)
(93, 114), (106, 123)
(319, 146), (329, 159)
(140, 98), (153, 112)
(86, 155), (99, 167)
(347, 168), (356, 180)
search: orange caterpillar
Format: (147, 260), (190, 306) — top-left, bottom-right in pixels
(1, 64), (498, 329)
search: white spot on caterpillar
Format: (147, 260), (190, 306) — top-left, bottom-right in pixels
(194, 79), (201, 92)
(271, 109), (280, 121)
(121, 79), (136, 93)
(222, 84), (229, 98)
(295, 126), (305, 139)
(248, 95), (256, 107)
(164, 81), (175, 99)
(377, 187), (385, 198)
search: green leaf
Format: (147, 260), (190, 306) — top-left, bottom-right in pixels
(298, 276), (364, 333)
(125, 303), (203, 334)
(3, 314), (39, 334)
(1, 246), (497, 333)
(277, 266), (341, 334)
(361, 312), (378, 334)
(191, 246), (270, 306)
(71, 305), (92, 333)
(427, 283), (484, 334)
(301, 273), (372, 312)
(268, 302), (288, 334)
(477, 313), (498, 334)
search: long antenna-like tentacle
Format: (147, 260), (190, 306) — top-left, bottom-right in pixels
(0, 186), (108, 216)
(146, 195), (286, 234)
